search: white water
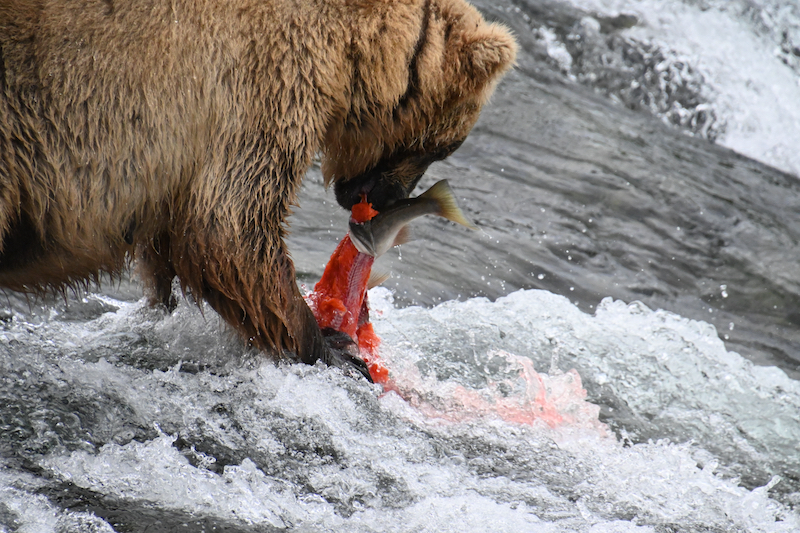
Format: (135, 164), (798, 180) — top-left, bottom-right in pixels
(565, 0), (800, 177)
(1, 288), (798, 531)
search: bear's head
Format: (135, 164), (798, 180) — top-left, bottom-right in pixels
(322, 0), (517, 212)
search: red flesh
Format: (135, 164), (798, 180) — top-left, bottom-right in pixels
(306, 198), (389, 383)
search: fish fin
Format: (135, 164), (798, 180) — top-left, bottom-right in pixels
(392, 226), (412, 248)
(419, 179), (478, 230)
(367, 268), (391, 289)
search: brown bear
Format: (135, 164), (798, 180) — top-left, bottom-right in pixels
(0, 0), (516, 377)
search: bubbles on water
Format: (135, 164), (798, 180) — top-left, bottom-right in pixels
(0, 288), (798, 531)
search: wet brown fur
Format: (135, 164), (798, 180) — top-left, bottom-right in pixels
(0, 0), (516, 364)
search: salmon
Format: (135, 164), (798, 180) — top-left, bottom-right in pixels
(306, 198), (386, 381)
(307, 180), (475, 383)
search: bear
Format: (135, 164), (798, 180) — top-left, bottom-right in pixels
(0, 0), (516, 378)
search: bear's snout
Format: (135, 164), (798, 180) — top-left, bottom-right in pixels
(333, 145), (461, 212)
(334, 165), (421, 212)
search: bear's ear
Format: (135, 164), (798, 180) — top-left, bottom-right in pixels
(457, 22), (517, 97)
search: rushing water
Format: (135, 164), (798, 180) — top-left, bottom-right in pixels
(2, 0), (799, 531)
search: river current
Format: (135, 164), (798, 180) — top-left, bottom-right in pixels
(1, 0), (799, 531)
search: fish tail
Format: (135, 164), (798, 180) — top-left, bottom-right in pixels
(420, 180), (477, 230)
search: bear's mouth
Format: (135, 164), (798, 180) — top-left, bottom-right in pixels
(334, 140), (465, 212)
(334, 170), (414, 213)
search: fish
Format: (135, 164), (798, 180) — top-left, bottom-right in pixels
(348, 179), (477, 258)
(307, 232), (374, 344)
(306, 197), (385, 382)
(307, 181), (474, 383)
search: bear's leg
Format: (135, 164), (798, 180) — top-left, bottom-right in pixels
(174, 241), (371, 381)
(136, 235), (178, 312)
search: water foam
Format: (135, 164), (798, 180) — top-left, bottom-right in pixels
(565, 0), (800, 177)
(0, 288), (797, 531)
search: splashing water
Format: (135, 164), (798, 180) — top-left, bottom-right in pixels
(1, 286), (797, 532)
(562, 0), (800, 177)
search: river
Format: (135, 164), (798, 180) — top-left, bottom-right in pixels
(1, 0), (799, 531)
